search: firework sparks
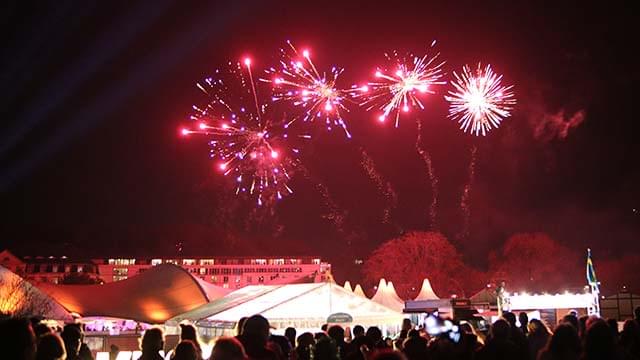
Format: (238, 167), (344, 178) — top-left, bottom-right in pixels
(356, 41), (446, 127)
(360, 148), (398, 226)
(415, 118), (438, 230)
(445, 63), (516, 136)
(263, 41), (354, 138)
(457, 145), (477, 242)
(181, 58), (309, 206)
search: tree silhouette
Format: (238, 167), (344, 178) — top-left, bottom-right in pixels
(488, 232), (582, 293)
(362, 231), (484, 299)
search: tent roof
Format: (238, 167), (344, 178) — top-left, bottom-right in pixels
(171, 282), (403, 328)
(470, 288), (497, 304)
(343, 281), (353, 293)
(0, 266), (72, 321)
(414, 278), (440, 301)
(38, 264), (229, 324)
(371, 279), (404, 312)
(353, 284), (366, 298)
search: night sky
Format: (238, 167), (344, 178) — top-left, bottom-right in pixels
(1, 2), (638, 283)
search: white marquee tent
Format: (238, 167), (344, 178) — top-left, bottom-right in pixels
(371, 278), (404, 312)
(414, 278), (440, 301)
(170, 282), (404, 331)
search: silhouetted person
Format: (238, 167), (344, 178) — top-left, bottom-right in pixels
(321, 324), (329, 332)
(406, 330), (420, 339)
(36, 332), (66, 360)
(607, 318), (620, 341)
(61, 324), (83, 360)
(328, 325), (348, 358)
(401, 335), (428, 360)
(109, 344), (120, 360)
(34, 322), (52, 338)
(578, 315), (589, 339)
(366, 327), (387, 349)
(284, 327), (297, 349)
(268, 334), (290, 358)
(0, 318), (36, 360)
(140, 328), (165, 360)
(477, 319), (517, 360)
(635, 307), (640, 327)
(237, 317), (249, 337)
(78, 343), (93, 360)
(619, 319), (640, 360)
(538, 323), (580, 360)
(295, 332), (315, 360)
(211, 337), (247, 360)
(370, 349), (406, 360)
(352, 325), (365, 339)
(563, 314), (579, 330)
(503, 311), (528, 359)
(527, 319), (550, 360)
(172, 340), (198, 360)
(238, 315), (277, 360)
(314, 337), (339, 360)
(583, 319), (620, 360)
(179, 324), (202, 359)
(519, 312), (529, 335)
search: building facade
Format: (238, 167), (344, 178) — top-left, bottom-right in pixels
(0, 250), (331, 288)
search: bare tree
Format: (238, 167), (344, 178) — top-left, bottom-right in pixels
(363, 231), (485, 299)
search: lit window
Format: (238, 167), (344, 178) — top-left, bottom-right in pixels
(254, 259), (267, 265)
(151, 259), (162, 266)
(312, 258), (321, 265)
(200, 259), (214, 265)
(183, 259), (196, 266)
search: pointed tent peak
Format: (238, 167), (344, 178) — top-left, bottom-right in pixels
(353, 284), (367, 298)
(377, 278), (388, 289)
(343, 281), (353, 292)
(386, 281), (405, 302)
(414, 278), (440, 301)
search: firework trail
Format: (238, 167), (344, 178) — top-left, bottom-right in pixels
(298, 165), (347, 234)
(415, 118), (438, 230)
(181, 58), (310, 206)
(359, 148), (398, 225)
(445, 63), (516, 136)
(355, 40), (446, 127)
(458, 145), (477, 241)
(263, 41), (355, 138)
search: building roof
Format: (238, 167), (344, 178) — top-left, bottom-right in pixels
(169, 282), (404, 329)
(37, 264), (229, 324)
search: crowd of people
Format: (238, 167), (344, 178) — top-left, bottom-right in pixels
(1, 307), (640, 360)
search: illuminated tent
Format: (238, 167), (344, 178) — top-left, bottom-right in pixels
(170, 282), (403, 330)
(353, 284), (367, 298)
(0, 266), (72, 321)
(414, 278), (440, 301)
(38, 264), (229, 324)
(343, 281), (353, 292)
(371, 279), (404, 312)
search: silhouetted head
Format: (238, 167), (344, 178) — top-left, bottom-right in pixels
(583, 319), (617, 360)
(61, 324), (83, 357)
(562, 313), (579, 329)
(296, 332), (315, 349)
(173, 340), (198, 360)
(352, 325), (365, 337)
(606, 318), (619, 338)
(366, 326), (383, 344)
(401, 319), (412, 331)
(180, 323), (198, 343)
(528, 319), (550, 337)
(321, 324), (328, 332)
(502, 311), (516, 327)
(141, 327), (164, 354)
(402, 336), (427, 360)
(212, 337), (247, 360)
(284, 327), (297, 346)
(36, 332), (66, 360)
(328, 325), (345, 344)
(619, 319), (640, 348)
(634, 306), (640, 321)
(33, 323), (52, 338)
(236, 317), (248, 336)
(518, 312), (528, 326)
(489, 319), (510, 340)
(269, 334), (292, 356)
(546, 323), (580, 356)
(407, 329), (420, 338)
(242, 315), (271, 344)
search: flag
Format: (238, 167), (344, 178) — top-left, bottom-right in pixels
(587, 248), (599, 292)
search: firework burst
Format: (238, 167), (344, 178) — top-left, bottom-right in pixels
(445, 63), (516, 136)
(181, 58), (309, 206)
(356, 41), (446, 127)
(263, 41), (354, 138)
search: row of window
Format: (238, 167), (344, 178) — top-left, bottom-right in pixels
(113, 258), (322, 266)
(186, 267), (305, 275)
(26, 264), (91, 274)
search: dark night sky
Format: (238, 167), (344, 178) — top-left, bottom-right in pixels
(1, 1), (639, 282)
